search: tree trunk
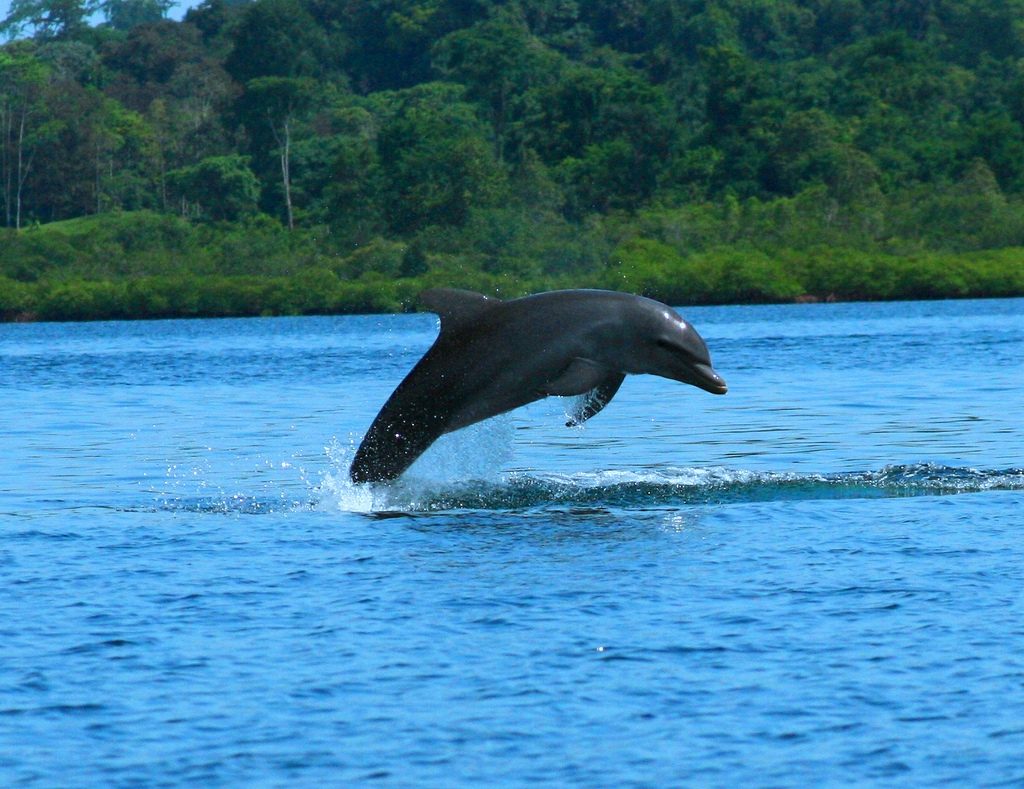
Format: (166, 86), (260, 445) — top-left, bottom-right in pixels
(15, 109), (30, 230)
(1, 103), (9, 227)
(281, 116), (293, 230)
(269, 112), (294, 231)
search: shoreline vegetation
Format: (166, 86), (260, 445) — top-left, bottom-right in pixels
(3, 209), (1023, 322)
(4, 1), (1024, 321)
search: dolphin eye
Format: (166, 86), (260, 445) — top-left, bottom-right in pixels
(656, 337), (678, 352)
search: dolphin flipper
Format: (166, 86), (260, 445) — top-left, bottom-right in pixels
(539, 358), (612, 397)
(566, 373), (625, 427)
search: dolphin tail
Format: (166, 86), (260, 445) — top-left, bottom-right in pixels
(350, 411), (448, 483)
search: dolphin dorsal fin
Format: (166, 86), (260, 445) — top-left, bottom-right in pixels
(420, 288), (500, 334)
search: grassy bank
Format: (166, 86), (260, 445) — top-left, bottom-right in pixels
(2, 211), (1024, 322)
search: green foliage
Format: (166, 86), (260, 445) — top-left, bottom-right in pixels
(0, 273), (34, 317)
(223, 0), (330, 83)
(102, 0), (174, 31)
(605, 238), (804, 304)
(166, 155), (259, 221)
(4, 0), (1024, 321)
(374, 82), (507, 234)
(335, 237), (405, 279)
(1, 0), (99, 40)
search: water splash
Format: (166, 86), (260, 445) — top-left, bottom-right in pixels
(153, 450), (317, 515)
(155, 492), (309, 515)
(316, 416), (516, 514)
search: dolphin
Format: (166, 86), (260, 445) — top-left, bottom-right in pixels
(349, 288), (727, 483)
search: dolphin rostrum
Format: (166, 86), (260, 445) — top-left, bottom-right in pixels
(349, 288), (727, 483)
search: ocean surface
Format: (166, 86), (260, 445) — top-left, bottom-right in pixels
(1, 297), (1022, 786)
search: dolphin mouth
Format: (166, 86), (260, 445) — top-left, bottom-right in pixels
(689, 363), (728, 395)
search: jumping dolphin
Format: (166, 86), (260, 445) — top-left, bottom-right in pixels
(349, 288), (727, 483)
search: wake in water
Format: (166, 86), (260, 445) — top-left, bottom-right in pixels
(153, 412), (1024, 515)
(316, 461), (1024, 514)
(153, 456), (1024, 516)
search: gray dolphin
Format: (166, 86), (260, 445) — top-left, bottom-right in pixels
(349, 288), (727, 483)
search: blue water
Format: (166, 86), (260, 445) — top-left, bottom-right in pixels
(1, 298), (1023, 786)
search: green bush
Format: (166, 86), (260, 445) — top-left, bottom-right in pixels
(337, 238), (406, 279)
(0, 276), (35, 318)
(3, 202), (1024, 323)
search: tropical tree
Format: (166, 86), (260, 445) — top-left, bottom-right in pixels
(102, 0), (173, 31)
(374, 82), (507, 234)
(523, 59), (676, 213)
(238, 76), (317, 229)
(224, 0), (330, 84)
(0, 49), (49, 227)
(166, 153), (259, 221)
(0, 0), (98, 40)
(323, 104), (385, 243)
(432, 12), (560, 162)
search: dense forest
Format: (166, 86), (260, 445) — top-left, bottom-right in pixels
(2, 0), (1024, 320)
